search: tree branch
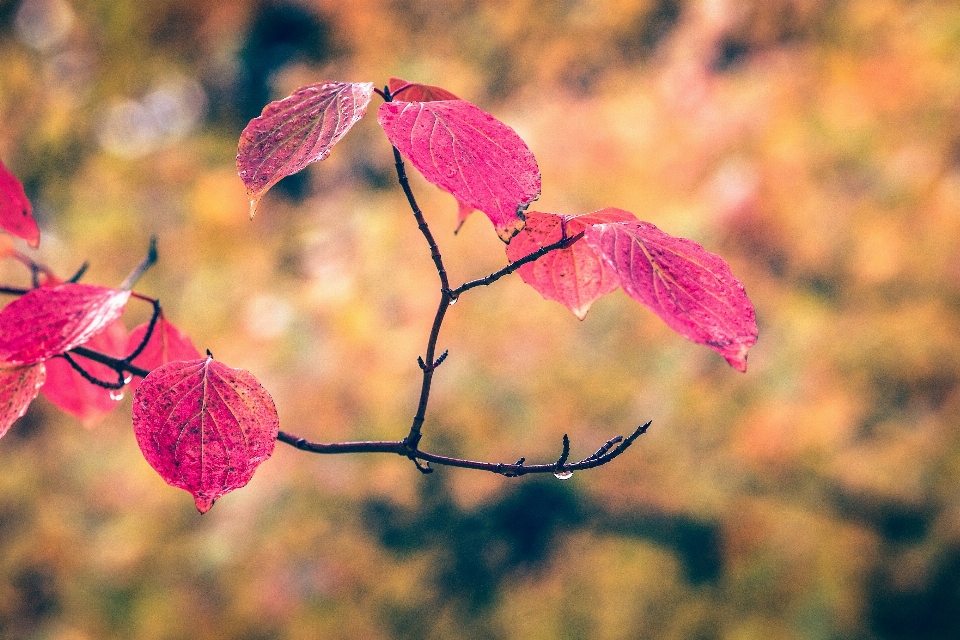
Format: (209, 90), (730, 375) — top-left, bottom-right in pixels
(389, 144), (454, 452)
(277, 421), (650, 476)
(449, 231), (585, 298)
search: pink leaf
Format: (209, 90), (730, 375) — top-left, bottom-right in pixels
(126, 316), (202, 392)
(584, 212), (758, 371)
(132, 356), (279, 513)
(378, 100), (541, 242)
(41, 318), (128, 426)
(454, 197), (474, 233)
(0, 159), (40, 248)
(237, 81), (375, 216)
(0, 284), (131, 366)
(388, 77), (460, 102)
(507, 210), (634, 319)
(0, 362), (45, 439)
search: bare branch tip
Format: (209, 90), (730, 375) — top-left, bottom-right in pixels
(555, 434), (571, 469)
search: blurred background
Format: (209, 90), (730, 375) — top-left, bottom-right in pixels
(1, 0), (959, 638)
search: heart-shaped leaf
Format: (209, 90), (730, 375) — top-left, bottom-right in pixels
(132, 356), (279, 513)
(0, 284), (131, 366)
(584, 214), (758, 371)
(0, 362), (45, 439)
(0, 159), (39, 248)
(388, 77), (459, 102)
(507, 209), (633, 319)
(41, 318), (128, 426)
(378, 100), (541, 242)
(237, 81), (375, 216)
(126, 316), (202, 392)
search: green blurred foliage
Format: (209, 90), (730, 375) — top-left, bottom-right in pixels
(2, 0), (960, 638)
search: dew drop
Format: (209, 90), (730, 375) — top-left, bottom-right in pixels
(448, 296), (459, 306)
(123, 374), (133, 384)
(249, 198), (258, 220)
(554, 470), (573, 480)
(109, 389), (125, 401)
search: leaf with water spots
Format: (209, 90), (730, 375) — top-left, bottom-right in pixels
(132, 356), (279, 513)
(583, 212), (757, 371)
(0, 362), (45, 439)
(0, 284), (131, 366)
(0, 158), (39, 248)
(237, 81), (375, 217)
(506, 209), (632, 319)
(378, 99), (541, 242)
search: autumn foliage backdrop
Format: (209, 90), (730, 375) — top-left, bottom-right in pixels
(1, 0), (959, 638)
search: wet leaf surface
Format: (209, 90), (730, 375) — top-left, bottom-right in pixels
(132, 356), (279, 512)
(0, 284), (131, 366)
(378, 99), (540, 242)
(238, 81), (375, 215)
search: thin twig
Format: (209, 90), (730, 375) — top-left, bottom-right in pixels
(123, 299), (162, 362)
(69, 346), (151, 379)
(67, 262), (89, 283)
(0, 286), (30, 296)
(276, 422), (651, 476)
(120, 236), (158, 290)
(390, 145), (451, 451)
(449, 231), (584, 298)
(60, 352), (127, 389)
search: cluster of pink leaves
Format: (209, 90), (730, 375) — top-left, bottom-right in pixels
(237, 78), (757, 371)
(0, 163), (278, 512)
(0, 75), (757, 513)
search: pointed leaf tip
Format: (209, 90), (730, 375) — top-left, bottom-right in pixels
(0, 159), (40, 248)
(583, 212), (757, 370)
(377, 100), (540, 242)
(237, 81), (375, 210)
(132, 358), (279, 511)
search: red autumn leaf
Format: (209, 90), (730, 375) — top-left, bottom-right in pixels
(454, 197), (474, 233)
(388, 77), (459, 102)
(126, 316), (202, 392)
(237, 81), (375, 216)
(0, 362), (45, 439)
(507, 209), (634, 319)
(132, 356), (279, 513)
(583, 211), (758, 371)
(0, 283), (131, 366)
(41, 318), (128, 426)
(378, 100), (541, 242)
(0, 159), (40, 248)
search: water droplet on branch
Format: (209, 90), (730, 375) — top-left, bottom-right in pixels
(109, 389), (124, 401)
(554, 470), (573, 480)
